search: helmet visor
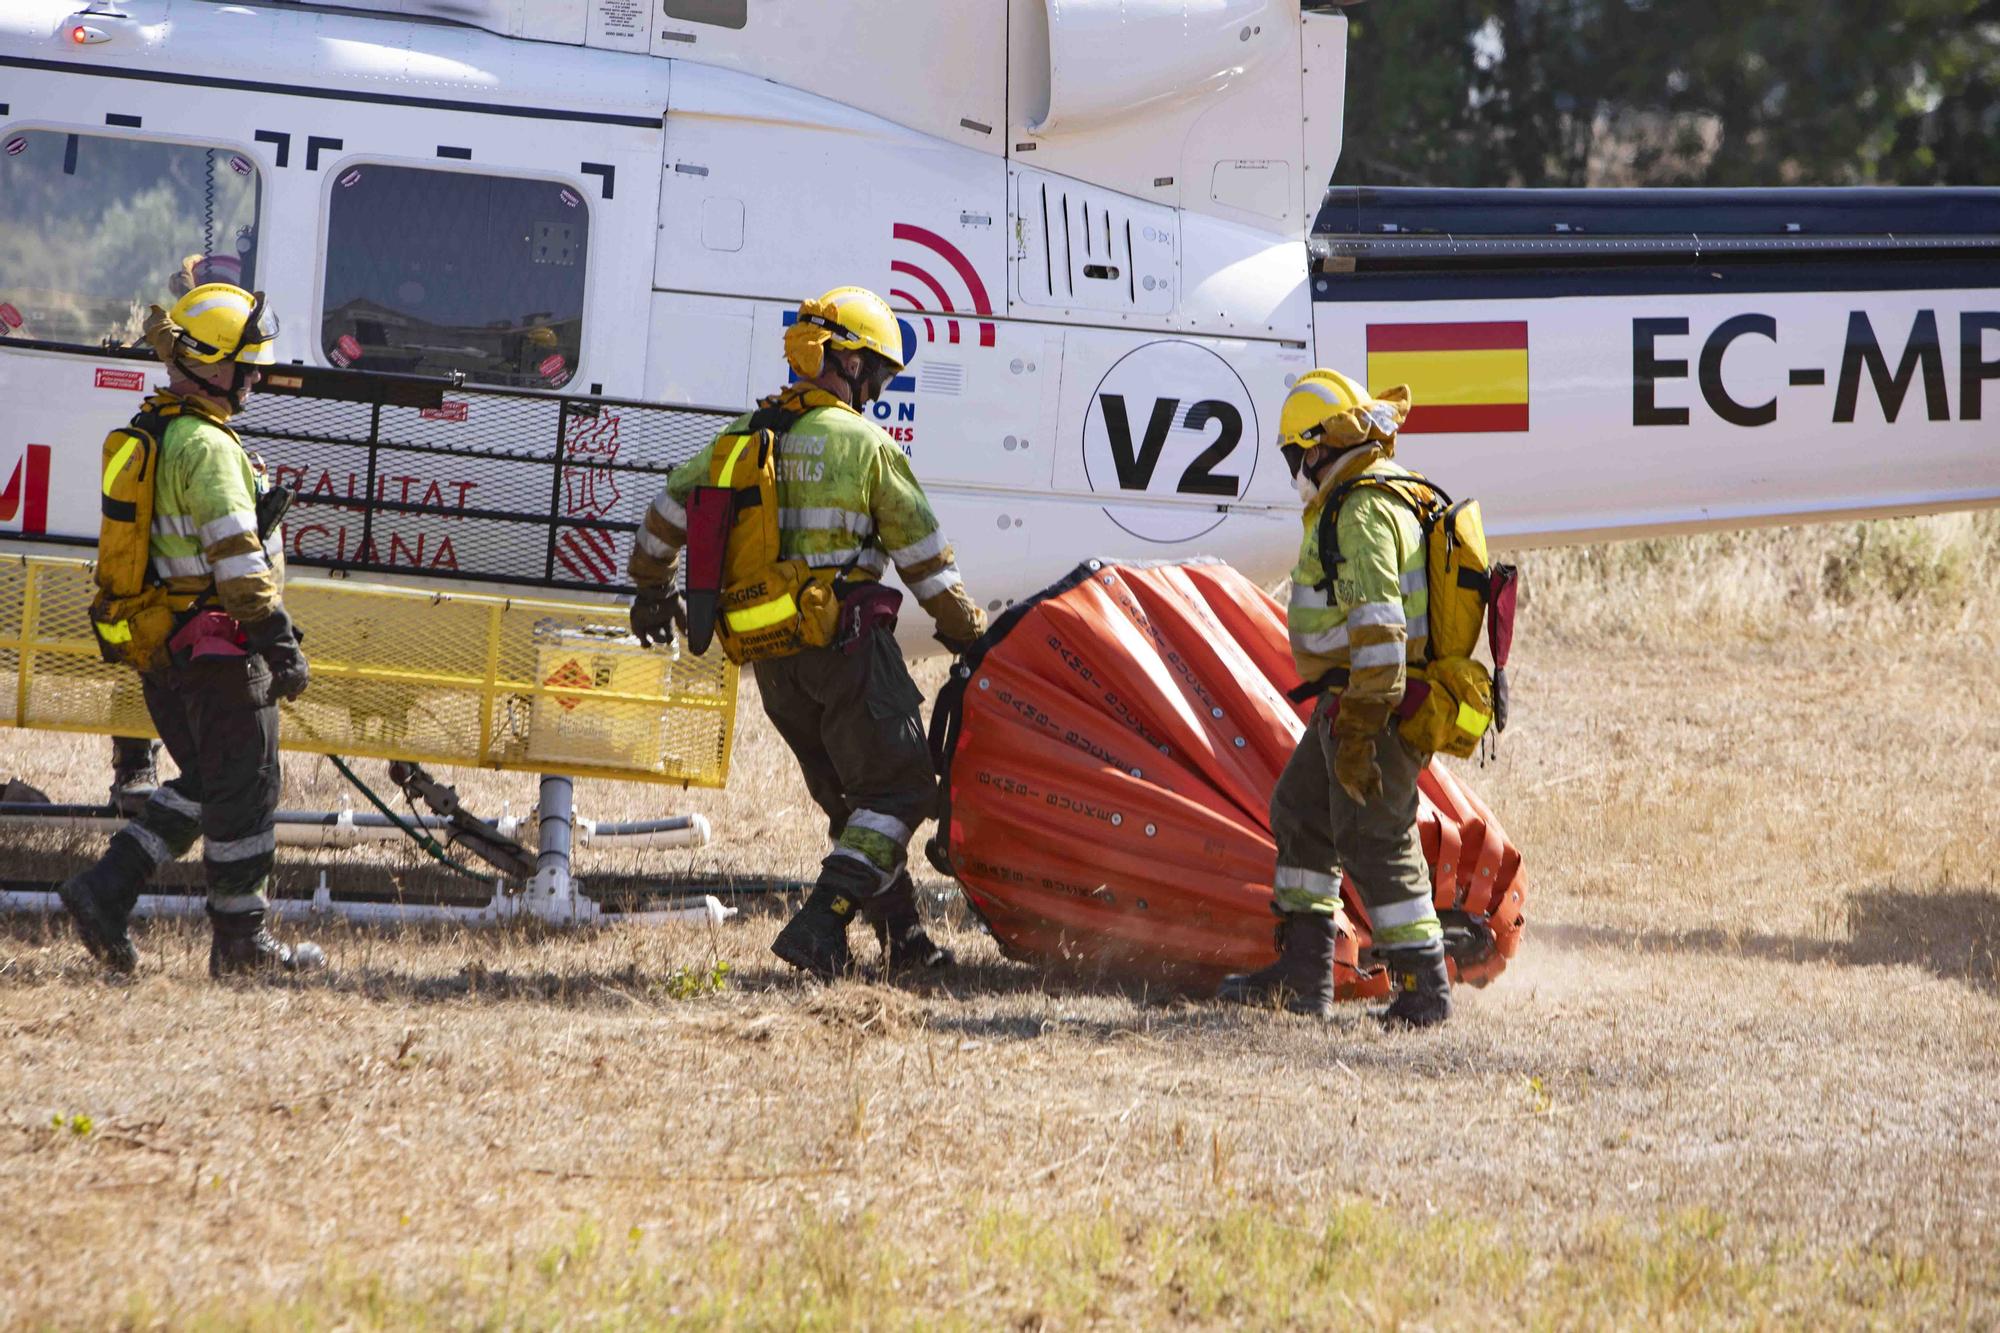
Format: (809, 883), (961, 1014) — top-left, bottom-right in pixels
(235, 290), (279, 365)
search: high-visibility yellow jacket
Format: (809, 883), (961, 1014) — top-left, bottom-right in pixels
(1287, 447), (1427, 710)
(628, 384), (983, 641)
(144, 392), (286, 626)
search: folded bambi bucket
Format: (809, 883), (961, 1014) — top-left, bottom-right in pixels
(928, 558), (1527, 998)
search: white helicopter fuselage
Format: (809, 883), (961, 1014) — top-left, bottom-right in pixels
(2, 0), (1997, 652)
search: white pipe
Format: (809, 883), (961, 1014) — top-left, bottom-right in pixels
(0, 882), (737, 927)
(0, 806), (711, 851)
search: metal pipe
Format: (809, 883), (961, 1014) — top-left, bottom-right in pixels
(0, 885), (736, 927)
(0, 805), (712, 850)
(529, 774), (574, 902)
(0, 802), (459, 848)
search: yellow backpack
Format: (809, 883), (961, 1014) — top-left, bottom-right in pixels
(1320, 474), (1519, 759)
(90, 402), (181, 673)
(680, 404), (841, 665)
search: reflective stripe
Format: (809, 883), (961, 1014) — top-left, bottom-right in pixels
(122, 821), (174, 866)
(910, 566), (962, 600)
(208, 892), (269, 915)
(1407, 613), (1428, 643)
(830, 845), (898, 889)
(153, 553), (210, 579)
(635, 526), (676, 559)
(1296, 622), (1347, 654)
(1399, 568), (1426, 594)
(845, 809), (913, 844)
(1346, 602), (1405, 629)
(1349, 642), (1405, 669)
(725, 592), (798, 633)
(1289, 584), (1330, 610)
(652, 492), (687, 529)
(1273, 865), (1338, 895)
(152, 513), (198, 537)
(96, 619), (133, 645)
(887, 530), (947, 566)
(803, 548), (887, 573)
(716, 434), (757, 486)
(199, 512), (256, 545)
(103, 438), (138, 493)
(212, 551), (270, 583)
(1456, 700), (1492, 736)
(1369, 897), (1439, 930)
(263, 533), (283, 562)
(780, 507), (873, 537)
(178, 292), (250, 322)
(148, 786), (201, 820)
(206, 829), (276, 862)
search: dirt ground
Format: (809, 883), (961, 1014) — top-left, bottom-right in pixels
(3, 527), (1998, 1328)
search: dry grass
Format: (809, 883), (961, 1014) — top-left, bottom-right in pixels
(3, 517), (1999, 1328)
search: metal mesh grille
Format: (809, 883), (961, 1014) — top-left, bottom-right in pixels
(236, 379), (732, 595)
(2, 557), (736, 787)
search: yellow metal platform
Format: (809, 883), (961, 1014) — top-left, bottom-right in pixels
(1, 556), (736, 787)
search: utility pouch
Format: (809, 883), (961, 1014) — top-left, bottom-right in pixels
(1397, 655), (1495, 759)
(168, 608), (248, 662)
(89, 590), (177, 673)
(717, 559), (839, 664)
(835, 582), (904, 656)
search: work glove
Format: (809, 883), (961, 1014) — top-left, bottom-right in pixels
(630, 587), (686, 648)
(244, 609), (310, 703)
(1330, 695), (1396, 806)
(140, 304), (180, 364)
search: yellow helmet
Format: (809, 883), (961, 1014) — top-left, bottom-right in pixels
(166, 283), (278, 367)
(1277, 368), (1410, 451)
(784, 285), (907, 379)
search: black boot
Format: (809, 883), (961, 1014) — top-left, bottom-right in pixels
(770, 866), (868, 980)
(58, 834), (154, 974)
(208, 907), (327, 978)
(1380, 941), (1452, 1029)
(109, 738), (160, 816)
(1216, 911), (1337, 1018)
(861, 871), (955, 972)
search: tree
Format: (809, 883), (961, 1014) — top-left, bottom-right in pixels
(1332, 0), (2000, 188)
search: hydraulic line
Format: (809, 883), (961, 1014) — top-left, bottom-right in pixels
(326, 753), (490, 883)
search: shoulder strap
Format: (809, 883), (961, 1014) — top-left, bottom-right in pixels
(1313, 475), (1416, 589)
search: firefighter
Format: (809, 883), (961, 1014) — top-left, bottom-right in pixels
(1217, 369), (1451, 1026)
(59, 283), (324, 978)
(627, 286), (985, 979)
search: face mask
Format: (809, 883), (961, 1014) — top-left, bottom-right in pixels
(1295, 470), (1322, 503)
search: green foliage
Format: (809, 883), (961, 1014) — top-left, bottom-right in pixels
(49, 1112), (93, 1138)
(657, 958), (732, 1000)
(1335, 1), (2000, 187)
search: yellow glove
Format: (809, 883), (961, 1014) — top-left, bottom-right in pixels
(1331, 694), (1395, 806)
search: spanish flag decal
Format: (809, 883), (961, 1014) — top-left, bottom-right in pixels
(1365, 321), (1529, 433)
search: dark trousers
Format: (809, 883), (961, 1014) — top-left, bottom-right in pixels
(752, 628), (936, 890)
(115, 655), (281, 910)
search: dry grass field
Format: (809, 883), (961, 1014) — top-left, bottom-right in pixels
(3, 515), (1999, 1329)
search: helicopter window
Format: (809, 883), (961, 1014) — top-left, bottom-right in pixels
(0, 130), (262, 349)
(320, 164), (589, 390)
(662, 0), (747, 28)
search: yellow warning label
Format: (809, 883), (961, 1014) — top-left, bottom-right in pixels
(0, 556), (737, 787)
